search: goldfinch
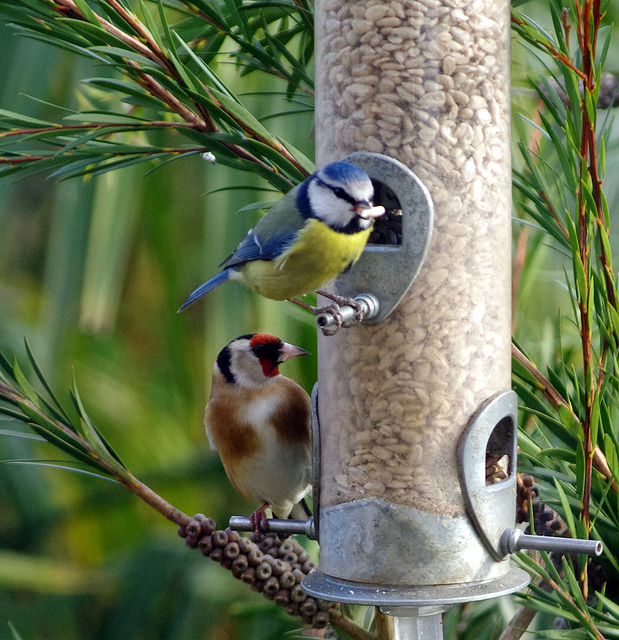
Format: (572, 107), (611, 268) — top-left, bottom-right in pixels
(204, 333), (311, 533)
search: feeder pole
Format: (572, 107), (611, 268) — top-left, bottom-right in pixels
(312, 0), (515, 636)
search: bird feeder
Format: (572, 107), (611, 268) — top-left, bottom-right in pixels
(299, 0), (601, 634)
(230, 0), (602, 634)
(308, 0), (520, 592)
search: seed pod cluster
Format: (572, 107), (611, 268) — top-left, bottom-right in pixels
(178, 515), (334, 628)
(516, 473), (538, 523)
(316, 0), (512, 517)
(516, 475), (565, 536)
(528, 501), (566, 537)
(515, 478), (607, 592)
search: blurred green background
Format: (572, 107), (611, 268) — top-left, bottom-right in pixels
(0, 11), (318, 639)
(2, 0), (619, 639)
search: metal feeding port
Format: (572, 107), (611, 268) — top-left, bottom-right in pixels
(314, 152), (434, 334)
(458, 391), (601, 561)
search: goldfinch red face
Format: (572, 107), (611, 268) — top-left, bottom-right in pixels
(216, 333), (310, 388)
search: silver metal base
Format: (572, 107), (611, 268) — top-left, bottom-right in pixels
(302, 568), (530, 606)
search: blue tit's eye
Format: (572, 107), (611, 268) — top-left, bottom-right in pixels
(332, 187), (347, 199)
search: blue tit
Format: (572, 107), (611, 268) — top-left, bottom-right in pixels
(179, 161), (385, 309)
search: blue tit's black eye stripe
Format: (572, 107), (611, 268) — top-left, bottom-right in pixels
(315, 178), (360, 207)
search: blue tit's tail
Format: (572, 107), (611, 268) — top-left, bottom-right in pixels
(178, 269), (233, 311)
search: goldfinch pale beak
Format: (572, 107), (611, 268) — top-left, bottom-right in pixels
(278, 342), (311, 363)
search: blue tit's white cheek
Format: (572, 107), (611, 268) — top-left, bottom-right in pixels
(307, 180), (356, 228)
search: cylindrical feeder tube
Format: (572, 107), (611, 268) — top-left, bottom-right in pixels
(315, 0), (512, 586)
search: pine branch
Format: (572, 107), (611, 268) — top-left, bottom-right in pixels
(0, 349), (373, 639)
(0, 0), (312, 185)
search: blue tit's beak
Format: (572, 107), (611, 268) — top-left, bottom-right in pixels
(356, 202), (386, 219)
(278, 342), (311, 363)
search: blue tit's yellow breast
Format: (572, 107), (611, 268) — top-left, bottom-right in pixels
(240, 218), (372, 300)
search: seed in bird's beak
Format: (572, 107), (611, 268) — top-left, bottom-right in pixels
(356, 204), (386, 219)
(278, 342), (311, 363)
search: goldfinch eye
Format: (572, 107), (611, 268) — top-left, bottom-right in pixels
(252, 344), (271, 359)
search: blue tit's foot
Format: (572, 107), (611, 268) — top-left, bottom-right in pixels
(288, 297), (344, 335)
(288, 294), (370, 335)
(317, 290), (367, 324)
(289, 294), (372, 335)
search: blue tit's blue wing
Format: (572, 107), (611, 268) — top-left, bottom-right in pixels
(220, 186), (306, 268)
(220, 227), (299, 268)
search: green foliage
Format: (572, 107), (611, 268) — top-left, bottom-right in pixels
(512, 0), (619, 637)
(2, 0), (619, 638)
(0, 1), (318, 638)
(0, 0), (314, 188)
(0, 338), (128, 482)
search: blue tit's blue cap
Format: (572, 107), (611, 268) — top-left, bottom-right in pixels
(319, 161), (371, 184)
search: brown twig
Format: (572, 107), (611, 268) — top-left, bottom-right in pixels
(0, 121), (196, 139)
(510, 13), (587, 81)
(572, 0), (606, 597)
(497, 605), (538, 640)
(512, 224), (529, 329)
(331, 610), (377, 640)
